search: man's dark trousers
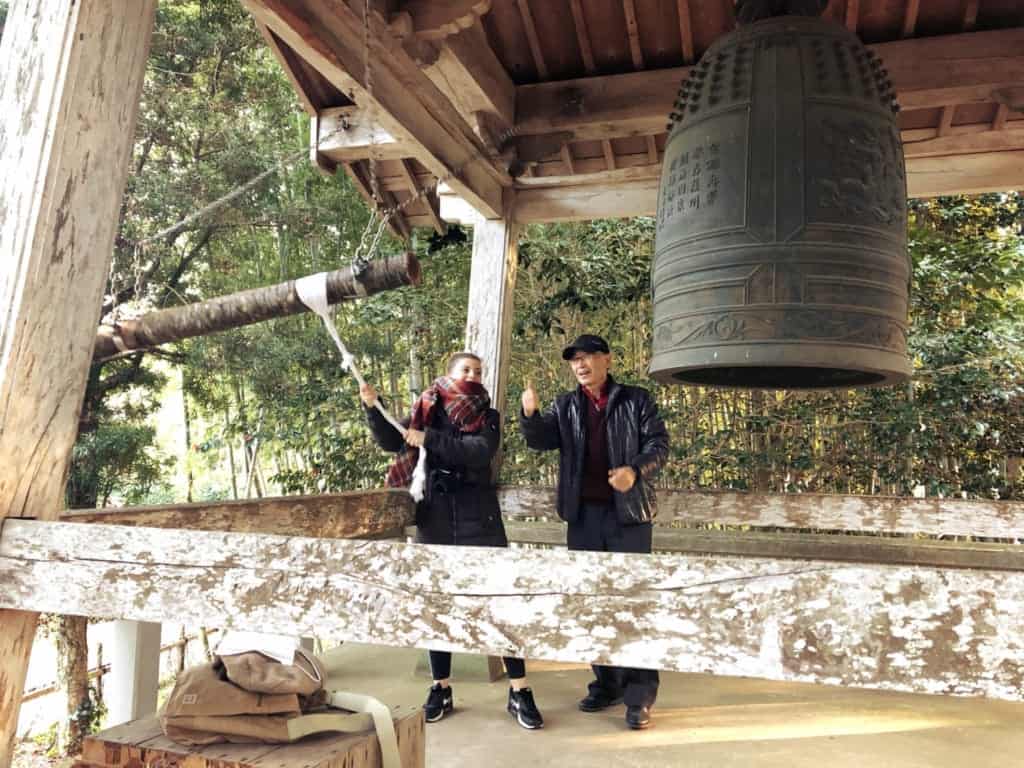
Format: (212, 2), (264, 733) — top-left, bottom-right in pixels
(568, 502), (660, 708)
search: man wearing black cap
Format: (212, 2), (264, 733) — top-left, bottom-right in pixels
(520, 334), (669, 730)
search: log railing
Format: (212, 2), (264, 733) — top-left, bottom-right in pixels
(3, 486), (1024, 703)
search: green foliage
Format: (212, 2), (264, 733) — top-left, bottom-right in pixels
(90, 2), (1024, 505)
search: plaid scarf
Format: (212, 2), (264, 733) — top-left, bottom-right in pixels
(386, 376), (491, 489)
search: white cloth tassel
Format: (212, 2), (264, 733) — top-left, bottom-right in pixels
(409, 447), (428, 503)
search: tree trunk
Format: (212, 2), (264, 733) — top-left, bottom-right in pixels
(55, 615), (90, 756)
(94, 252), (420, 360)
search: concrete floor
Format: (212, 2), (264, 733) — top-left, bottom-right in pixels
(321, 643), (1024, 768)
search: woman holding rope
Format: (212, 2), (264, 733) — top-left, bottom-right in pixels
(359, 351), (545, 730)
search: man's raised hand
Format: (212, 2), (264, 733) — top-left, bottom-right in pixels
(521, 380), (539, 416)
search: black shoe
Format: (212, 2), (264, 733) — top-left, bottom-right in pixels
(578, 691), (623, 712)
(507, 687), (544, 729)
(626, 705), (651, 730)
(423, 683), (453, 723)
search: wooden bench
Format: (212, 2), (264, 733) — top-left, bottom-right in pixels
(74, 707), (424, 768)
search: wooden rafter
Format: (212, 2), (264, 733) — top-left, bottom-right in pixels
(560, 143), (575, 174)
(569, 0), (597, 73)
(902, 0), (920, 37)
(677, 0), (695, 63)
(963, 0), (980, 31)
(243, 0), (504, 218)
(344, 161), (407, 240)
(514, 29), (1024, 142)
(845, 0), (859, 32)
(623, 0), (644, 69)
(938, 105), (956, 137)
(398, 159), (446, 234)
(602, 139), (617, 171)
(993, 103), (1010, 131)
(515, 0), (548, 79)
(645, 135), (659, 164)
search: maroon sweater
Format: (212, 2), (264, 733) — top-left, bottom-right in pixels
(580, 390), (612, 503)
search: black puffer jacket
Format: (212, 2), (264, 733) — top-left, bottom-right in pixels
(519, 376), (669, 525)
(366, 402), (508, 547)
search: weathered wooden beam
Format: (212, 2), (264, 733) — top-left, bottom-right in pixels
(497, 486), (1024, 539)
(0, 2), (156, 764)
(497, 520), (1024, 572)
(93, 253), (420, 360)
(4, 520), (1024, 701)
(315, 106), (414, 162)
(421, 21), (515, 143)
(389, 0), (491, 42)
(514, 28), (1024, 142)
(64, 489), (414, 539)
(398, 159), (447, 235)
(510, 149), (1024, 221)
(242, 0), (505, 219)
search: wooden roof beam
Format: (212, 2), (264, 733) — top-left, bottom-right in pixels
(677, 0), (695, 63)
(514, 28), (1024, 142)
(511, 150), (1024, 222)
(516, 0), (549, 80)
(243, 0), (505, 219)
(398, 159), (447, 235)
(623, 0), (644, 70)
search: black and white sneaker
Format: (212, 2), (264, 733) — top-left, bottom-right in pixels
(423, 683), (453, 722)
(507, 687), (544, 730)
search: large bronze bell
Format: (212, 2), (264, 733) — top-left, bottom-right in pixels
(650, 7), (909, 389)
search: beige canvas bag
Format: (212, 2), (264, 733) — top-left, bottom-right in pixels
(160, 650), (400, 768)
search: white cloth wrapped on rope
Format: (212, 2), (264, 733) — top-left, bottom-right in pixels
(295, 272), (428, 501)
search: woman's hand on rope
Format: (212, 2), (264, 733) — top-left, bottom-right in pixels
(359, 383), (378, 407)
(405, 428), (426, 448)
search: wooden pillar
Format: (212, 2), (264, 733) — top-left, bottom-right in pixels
(105, 621), (161, 726)
(0, 2), (156, 764)
(455, 211), (518, 682)
(464, 217), (519, 417)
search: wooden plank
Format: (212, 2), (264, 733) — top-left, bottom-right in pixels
(65, 489), (414, 539)
(937, 105), (956, 137)
(514, 29), (1024, 141)
(601, 139), (617, 170)
(425, 21), (516, 136)
(569, 0), (597, 73)
(560, 143), (575, 174)
(0, 2), (156, 765)
(515, 160), (660, 189)
(398, 160), (446, 235)
(497, 486), (1024, 539)
(902, 125), (1024, 158)
(622, 0), (644, 69)
(515, 0), (548, 80)
(963, 0), (980, 31)
(677, 0), (695, 63)
(906, 150), (1024, 197)
(242, 0), (505, 219)
(845, 0), (859, 32)
(79, 708), (424, 768)
(511, 151), (1024, 220)
(993, 103), (1010, 131)
(316, 107), (413, 161)
(4, 520), (1024, 701)
(343, 162), (407, 240)
(465, 217), (518, 420)
(499, 521), (1024, 572)
(645, 135), (659, 164)
(902, 0), (920, 37)
(513, 177), (661, 222)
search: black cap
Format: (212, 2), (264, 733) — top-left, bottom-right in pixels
(561, 334), (610, 360)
